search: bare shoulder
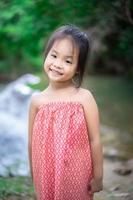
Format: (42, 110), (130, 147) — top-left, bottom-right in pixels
(30, 91), (43, 108)
(30, 88), (49, 109)
(78, 88), (96, 103)
(79, 88), (99, 112)
(29, 93), (40, 109)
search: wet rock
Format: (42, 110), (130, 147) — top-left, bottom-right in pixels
(114, 167), (132, 175)
(113, 159), (133, 175)
(127, 158), (133, 168)
(109, 192), (130, 198)
(103, 147), (126, 161)
(110, 186), (120, 191)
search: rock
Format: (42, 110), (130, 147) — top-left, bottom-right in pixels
(113, 159), (133, 175)
(108, 192), (130, 198)
(127, 159), (133, 168)
(103, 147), (126, 160)
(114, 167), (132, 175)
(110, 186), (120, 191)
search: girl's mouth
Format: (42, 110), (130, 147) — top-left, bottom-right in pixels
(49, 68), (63, 75)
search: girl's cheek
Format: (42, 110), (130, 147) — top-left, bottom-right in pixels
(43, 62), (48, 72)
(44, 59), (48, 68)
(44, 57), (51, 66)
(43, 62), (46, 70)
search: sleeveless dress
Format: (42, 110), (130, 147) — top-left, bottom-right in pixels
(32, 102), (93, 200)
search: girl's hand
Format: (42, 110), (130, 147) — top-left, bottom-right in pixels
(88, 178), (103, 194)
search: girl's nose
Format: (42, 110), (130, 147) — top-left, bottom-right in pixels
(53, 59), (62, 69)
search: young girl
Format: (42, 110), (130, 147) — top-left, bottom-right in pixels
(28, 24), (103, 200)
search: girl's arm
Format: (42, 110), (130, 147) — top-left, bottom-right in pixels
(83, 91), (103, 193)
(28, 95), (38, 180)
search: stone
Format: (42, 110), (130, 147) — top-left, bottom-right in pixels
(114, 167), (132, 175)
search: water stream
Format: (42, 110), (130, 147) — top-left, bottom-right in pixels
(0, 74), (40, 176)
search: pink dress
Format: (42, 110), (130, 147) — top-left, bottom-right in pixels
(32, 102), (93, 200)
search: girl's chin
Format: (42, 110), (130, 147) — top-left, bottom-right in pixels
(47, 75), (64, 82)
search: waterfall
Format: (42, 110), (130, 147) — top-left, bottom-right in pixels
(0, 74), (40, 176)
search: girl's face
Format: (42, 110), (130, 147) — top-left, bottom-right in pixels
(44, 37), (79, 85)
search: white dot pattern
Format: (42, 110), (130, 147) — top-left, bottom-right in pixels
(32, 102), (93, 200)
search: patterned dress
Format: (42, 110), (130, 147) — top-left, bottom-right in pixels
(32, 102), (93, 200)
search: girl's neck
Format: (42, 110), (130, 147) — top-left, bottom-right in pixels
(44, 81), (80, 101)
(48, 81), (75, 92)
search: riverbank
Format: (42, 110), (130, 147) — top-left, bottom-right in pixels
(95, 158), (133, 200)
(0, 157), (132, 200)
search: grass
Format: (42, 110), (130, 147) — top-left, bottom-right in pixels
(0, 176), (34, 199)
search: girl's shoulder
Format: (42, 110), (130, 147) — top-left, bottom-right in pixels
(79, 87), (95, 102)
(30, 88), (97, 109)
(30, 90), (48, 109)
(79, 87), (98, 111)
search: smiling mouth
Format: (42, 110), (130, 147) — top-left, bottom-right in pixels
(49, 68), (63, 75)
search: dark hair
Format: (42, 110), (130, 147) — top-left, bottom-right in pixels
(44, 24), (90, 87)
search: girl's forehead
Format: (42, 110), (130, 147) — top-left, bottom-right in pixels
(51, 37), (79, 57)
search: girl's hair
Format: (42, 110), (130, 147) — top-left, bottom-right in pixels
(44, 24), (90, 87)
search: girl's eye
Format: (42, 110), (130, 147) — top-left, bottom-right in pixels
(51, 54), (57, 58)
(66, 60), (72, 64)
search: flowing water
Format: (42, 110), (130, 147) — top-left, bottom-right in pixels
(0, 74), (40, 176)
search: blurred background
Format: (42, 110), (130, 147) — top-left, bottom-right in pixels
(0, 0), (133, 199)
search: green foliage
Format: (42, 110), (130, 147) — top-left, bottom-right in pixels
(0, 0), (133, 79)
(117, 27), (133, 62)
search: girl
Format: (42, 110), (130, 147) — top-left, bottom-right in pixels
(28, 24), (103, 200)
